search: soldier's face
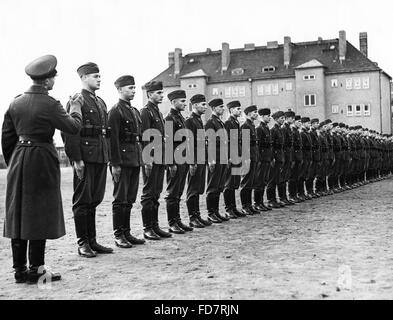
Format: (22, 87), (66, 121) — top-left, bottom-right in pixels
(120, 85), (136, 100)
(195, 102), (207, 115)
(231, 106), (242, 117)
(286, 117), (294, 124)
(214, 105), (225, 116)
(312, 122), (319, 129)
(262, 115), (270, 123)
(295, 120), (301, 128)
(149, 90), (164, 104)
(277, 116), (285, 125)
(83, 73), (101, 91)
(173, 98), (187, 111)
(304, 122), (311, 129)
(47, 76), (56, 90)
(250, 110), (258, 120)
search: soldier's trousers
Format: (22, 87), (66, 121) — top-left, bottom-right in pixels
(112, 166), (140, 236)
(298, 158), (311, 196)
(254, 161), (271, 205)
(224, 164), (241, 211)
(11, 239), (46, 271)
(240, 160), (257, 207)
(289, 160), (303, 197)
(266, 160), (282, 202)
(206, 163), (227, 214)
(306, 160), (320, 194)
(72, 163), (107, 244)
(186, 164), (206, 217)
(141, 164), (165, 230)
(278, 153), (292, 200)
(165, 164), (188, 225)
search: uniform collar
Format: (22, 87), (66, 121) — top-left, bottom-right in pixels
(170, 108), (182, 116)
(82, 88), (98, 99)
(26, 85), (48, 95)
(191, 112), (202, 119)
(119, 98), (131, 107)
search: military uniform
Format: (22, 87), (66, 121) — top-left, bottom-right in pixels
(2, 55), (81, 283)
(315, 125), (329, 194)
(306, 121), (320, 197)
(299, 119), (312, 198)
(288, 118), (303, 201)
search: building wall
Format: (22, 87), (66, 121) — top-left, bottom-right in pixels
(380, 72), (392, 133)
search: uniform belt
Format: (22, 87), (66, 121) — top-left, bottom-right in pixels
(18, 136), (51, 143)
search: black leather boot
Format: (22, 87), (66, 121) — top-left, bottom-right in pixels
(11, 239), (28, 283)
(152, 204), (172, 238)
(88, 209), (113, 254)
(74, 214), (96, 257)
(112, 206), (132, 248)
(123, 207), (145, 245)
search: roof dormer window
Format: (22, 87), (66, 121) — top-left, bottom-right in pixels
(262, 66), (275, 73)
(231, 68), (244, 75)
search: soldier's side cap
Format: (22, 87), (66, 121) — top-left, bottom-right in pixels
(209, 98), (224, 108)
(339, 123), (346, 128)
(227, 100), (241, 109)
(325, 119), (332, 124)
(258, 108), (271, 116)
(284, 111), (295, 118)
(272, 110), (285, 119)
(244, 105), (258, 114)
(190, 94), (206, 104)
(295, 115), (301, 121)
(345, 125), (349, 129)
(311, 118), (319, 124)
(332, 122), (339, 127)
(25, 55), (57, 80)
(114, 75), (135, 88)
(143, 80), (163, 92)
(319, 120), (326, 127)
(77, 62), (99, 77)
(300, 117), (311, 123)
(167, 90), (186, 101)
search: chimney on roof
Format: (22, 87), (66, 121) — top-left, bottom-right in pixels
(168, 51), (175, 67)
(221, 42), (230, 72)
(359, 32), (368, 58)
(318, 37), (323, 43)
(283, 36), (292, 68)
(206, 48), (212, 54)
(339, 30), (347, 64)
(267, 41), (279, 49)
(244, 43), (255, 51)
(174, 48), (183, 77)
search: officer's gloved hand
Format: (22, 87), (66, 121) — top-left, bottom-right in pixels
(145, 163), (153, 178)
(189, 164), (197, 176)
(112, 166), (121, 183)
(169, 165), (177, 178)
(74, 160), (85, 180)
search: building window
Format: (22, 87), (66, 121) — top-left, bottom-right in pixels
(363, 104), (371, 116)
(262, 66), (275, 73)
(304, 94), (316, 107)
(363, 77), (370, 89)
(231, 86), (239, 98)
(264, 84), (272, 96)
(257, 85), (264, 96)
(187, 83), (197, 89)
(332, 105), (339, 114)
(346, 78), (353, 90)
(303, 74), (316, 80)
(224, 87), (231, 98)
(354, 78), (361, 90)
(285, 82), (293, 91)
(231, 68), (244, 76)
(331, 79), (338, 87)
(347, 105), (353, 116)
(239, 86), (246, 97)
(355, 104), (362, 116)
(272, 83), (279, 95)
(212, 88), (219, 96)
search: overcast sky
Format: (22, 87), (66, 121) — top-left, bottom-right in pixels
(0, 0), (391, 146)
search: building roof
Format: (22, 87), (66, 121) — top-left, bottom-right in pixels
(150, 38), (390, 87)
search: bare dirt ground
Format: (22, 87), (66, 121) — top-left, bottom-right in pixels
(0, 167), (393, 300)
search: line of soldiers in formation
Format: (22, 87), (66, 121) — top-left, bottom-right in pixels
(3, 55), (393, 284)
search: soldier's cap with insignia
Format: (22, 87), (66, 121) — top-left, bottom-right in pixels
(167, 90), (186, 101)
(227, 100), (241, 109)
(25, 55), (57, 80)
(190, 94), (206, 105)
(295, 115), (302, 121)
(258, 108), (271, 116)
(77, 62), (99, 77)
(325, 119), (332, 124)
(319, 120), (326, 128)
(272, 110), (285, 119)
(311, 118), (319, 124)
(114, 75), (135, 88)
(244, 105), (258, 114)
(300, 117), (311, 123)
(339, 123), (346, 128)
(143, 80), (163, 92)
(284, 110), (295, 118)
(209, 98), (224, 108)
(332, 122), (339, 127)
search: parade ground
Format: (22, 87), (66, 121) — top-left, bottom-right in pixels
(0, 167), (393, 300)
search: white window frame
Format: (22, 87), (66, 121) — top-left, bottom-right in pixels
(331, 79), (338, 87)
(363, 77), (370, 89)
(285, 82), (293, 91)
(304, 94), (316, 107)
(354, 78), (361, 90)
(354, 104), (362, 116)
(231, 86), (239, 98)
(347, 105), (353, 116)
(239, 86), (246, 97)
(272, 83), (279, 95)
(264, 84), (272, 96)
(331, 105), (339, 114)
(224, 87), (231, 98)
(212, 88), (219, 96)
(363, 103), (371, 116)
(257, 85), (264, 96)
(346, 78), (353, 90)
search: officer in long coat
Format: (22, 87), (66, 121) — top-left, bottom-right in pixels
(185, 94), (212, 228)
(2, 55), (82, 283)
(63, 62), (113, 257)
(164, 90), (193, 234)
(108, 75), (145, 248)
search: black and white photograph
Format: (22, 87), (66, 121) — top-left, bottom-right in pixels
(1, 0), (393, 306)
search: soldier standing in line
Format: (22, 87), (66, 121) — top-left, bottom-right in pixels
(140, 81), (171, 240)
(239, 105), (261, 215)
(108, 75), (145, 249)
(266, 111), (285, 209)
(205, 98), (230, 222)
(254, 108), (273, 211)
(2, 55), (82, 283)
(278, 111), (295, 205)
(164, 90), (194, 234)
(339, 123), (351, 190)
(63, 62), (113, 257)
(298, 117), (313, 200)
(185, 94), (212, 228)
(223, 100), (247, 218)
(325, 119), (335, 194)
(315, 120), (329, 196)
(329, 123), (342, 192)
(306, 118), (321, 198)
(288, 115), (304, 202)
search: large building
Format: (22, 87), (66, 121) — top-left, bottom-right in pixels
(145, 30), (392, 133)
